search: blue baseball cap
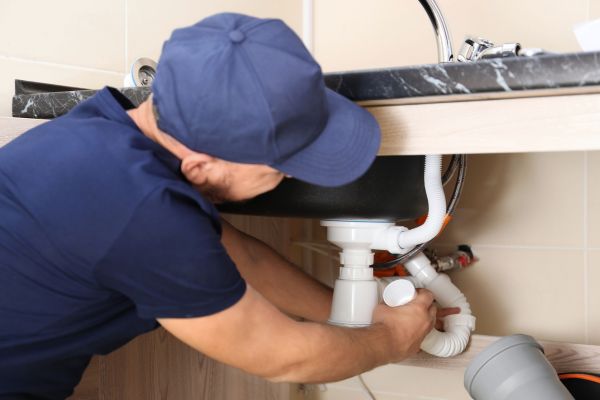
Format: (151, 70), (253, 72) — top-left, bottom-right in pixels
(152, 13), (381, 187)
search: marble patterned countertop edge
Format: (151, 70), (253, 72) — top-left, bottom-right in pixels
(12, 50), (600, 119)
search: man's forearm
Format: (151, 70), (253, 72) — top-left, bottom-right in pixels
(160, 286), (402, 384)
(221, 220), (333, 322)
(271, 320), (395, 383)
(241, 234), (333, 322)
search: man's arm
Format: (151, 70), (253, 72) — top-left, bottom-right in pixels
(159, 285), (437, 383)
(220, 218), (333, 323)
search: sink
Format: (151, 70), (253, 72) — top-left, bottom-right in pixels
(217, 155), (427, 220)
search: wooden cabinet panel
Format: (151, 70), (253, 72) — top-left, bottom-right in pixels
(70, 215), (295, 399)
(70, 357), (99, 400)
(95, 328), (289, 400)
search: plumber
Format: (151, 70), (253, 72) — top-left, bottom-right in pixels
(0, 13), (458, 399)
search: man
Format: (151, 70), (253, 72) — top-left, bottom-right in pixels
(0, 13), (456, 399)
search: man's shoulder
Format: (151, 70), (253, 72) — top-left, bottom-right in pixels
(135, 181), (222, 232)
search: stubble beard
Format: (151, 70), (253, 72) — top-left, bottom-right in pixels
(194, 170), (240, 204)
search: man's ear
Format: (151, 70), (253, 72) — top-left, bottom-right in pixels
(181, 153), (216, 183)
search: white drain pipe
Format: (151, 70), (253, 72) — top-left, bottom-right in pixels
(397, 155), (446, 251)
(325, 154), (474, 356)
(403, 252), (476, 357)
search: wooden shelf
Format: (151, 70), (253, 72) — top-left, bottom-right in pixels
(399, 334), (600, 374)
(369, 91), (600, 156)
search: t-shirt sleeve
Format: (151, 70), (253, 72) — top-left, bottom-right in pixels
(93, 186), (246, 319)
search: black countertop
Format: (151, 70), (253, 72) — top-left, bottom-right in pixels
(12, 50), (600, 119)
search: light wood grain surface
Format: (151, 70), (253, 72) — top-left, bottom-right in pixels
(370, 91), (600, 156)
(398, 334), (600, 374)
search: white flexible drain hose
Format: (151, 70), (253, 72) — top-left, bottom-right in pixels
(397, 155), (446, 251)
(404, 252), (475, 357)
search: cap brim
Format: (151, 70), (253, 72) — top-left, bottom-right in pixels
(272, 88), (381, 187)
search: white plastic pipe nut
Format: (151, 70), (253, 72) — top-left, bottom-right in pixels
(372, 225), (411, 254)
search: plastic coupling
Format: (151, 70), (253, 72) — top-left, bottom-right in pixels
(443, 314), (477, 332)
(371, 225), (411, 254)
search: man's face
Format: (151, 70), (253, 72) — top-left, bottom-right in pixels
(185, 159), (286, 204)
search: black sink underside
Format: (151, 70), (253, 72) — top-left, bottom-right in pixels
(217, 155), (427, 220)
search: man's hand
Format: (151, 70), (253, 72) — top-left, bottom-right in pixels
(371, 289), (461, 361)
(159, 284), (463, 383)
(372, 289), (437, 361)
(436, 306), (461, 330)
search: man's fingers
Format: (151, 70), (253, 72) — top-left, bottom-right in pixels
(428, 304), (438, 331)
(434, 307), (462, 331)
(428, 304), (437, 320)
(435, 319), (444, 331)
(436, 307), (461, 318)
(409, 291), (460, 332)
(412, 288), (435, 307)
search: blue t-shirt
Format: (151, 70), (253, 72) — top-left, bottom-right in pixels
(0, 87), (246, 399)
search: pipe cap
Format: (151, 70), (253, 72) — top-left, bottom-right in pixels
(383, 279), (416, 307)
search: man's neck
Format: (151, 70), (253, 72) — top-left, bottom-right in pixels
(126, 99), (189, 161)
(127, 99), (159, 142)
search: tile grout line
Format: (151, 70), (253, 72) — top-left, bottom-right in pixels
(124, 0), (129, 74)
(434, 242), (588, 251)
(324, 383), (446, 400)
(0, 54), (123, 76)
(302, 0), (314, 54)
(584, 151), (590, 344)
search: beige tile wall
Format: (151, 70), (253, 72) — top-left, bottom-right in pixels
(314, 0), (588, 72)
(439, 153), (585, 248)
(588, 248), (600, 347)
(0, 0), (126, 117)
(0, 1), (126, 71)
(1, 0), (302, 117)
(313, 0), (437, 71)
(126, 0), (302, 69)
(587, 154), (600, 346)
(592, 0), (600, 19)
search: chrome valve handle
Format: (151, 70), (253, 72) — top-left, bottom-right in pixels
(458, 37), (523, 62)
